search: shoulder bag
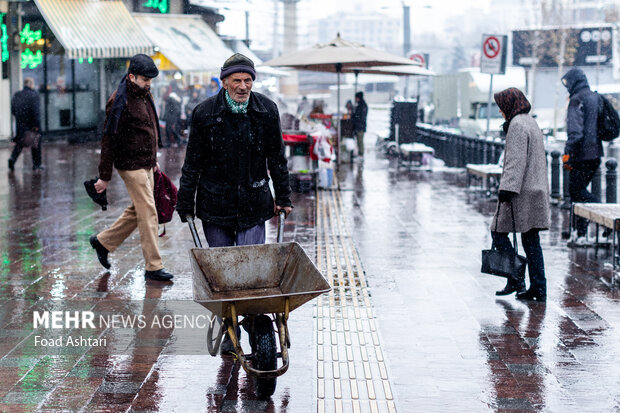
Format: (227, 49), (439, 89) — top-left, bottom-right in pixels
(22, 130), (41, 148)
(481, 201), (527, 280)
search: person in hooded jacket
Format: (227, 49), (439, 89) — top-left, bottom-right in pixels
(561, 67), (603, 244)
(491, 88), (550, 302)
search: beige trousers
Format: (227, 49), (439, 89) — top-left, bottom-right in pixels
(97, 168), (163, 271)
(355, 131), (365, 156)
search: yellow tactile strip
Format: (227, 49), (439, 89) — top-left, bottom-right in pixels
(316, 188), (397, 413)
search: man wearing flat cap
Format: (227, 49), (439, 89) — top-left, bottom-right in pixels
(90, 53), (174, 282)
(177, 54), (292, 349)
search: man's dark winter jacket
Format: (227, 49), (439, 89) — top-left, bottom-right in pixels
(352, 98), (368, 132)
(98, 80), (160, 181)
(11, 86), (40, 140)
(562, 68), (603, 162)
(177, 89), (292, 230)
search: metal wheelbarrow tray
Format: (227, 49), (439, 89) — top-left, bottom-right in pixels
(191, 241), (330, 318)
(186, 213), (330, 399)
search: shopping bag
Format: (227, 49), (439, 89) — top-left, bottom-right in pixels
(22, 130), (40, 148)
(153, 169), (178, 224)
(481, 201), (527, 280)
(343, 137), (356, 152)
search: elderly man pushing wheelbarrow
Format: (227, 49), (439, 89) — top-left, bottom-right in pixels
(176, 54), (329, 399)
(176, 53), (293, 353)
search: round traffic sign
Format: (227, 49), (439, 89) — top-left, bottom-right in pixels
(483, 36), (501, 59)
(409, 53), (425, 67)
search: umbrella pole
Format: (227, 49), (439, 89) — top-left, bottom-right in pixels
(336, 63), (342, 169)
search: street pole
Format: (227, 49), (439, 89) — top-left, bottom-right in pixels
(403, 3), (411, 99)
(596, 29), (601, 90)
(336, 63), (342, 169)
(486, 74), (493, 137)
(272, 0), (279, 59)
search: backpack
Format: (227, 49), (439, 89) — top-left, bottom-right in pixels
(597, 93), (620, 141)
(153, 170), (178, 224)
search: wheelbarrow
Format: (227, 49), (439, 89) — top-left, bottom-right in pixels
(187, 211), (331, 399)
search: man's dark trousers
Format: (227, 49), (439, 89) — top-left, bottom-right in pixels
(569, 159), (601, 237)
(9, 139), (42, 169)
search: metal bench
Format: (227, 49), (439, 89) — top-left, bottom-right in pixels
(398, 143), (434, 170)
(466, 164), (503, 197)
(570, 202), (620, 270)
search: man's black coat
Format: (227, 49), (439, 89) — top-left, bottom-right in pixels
(177, 89), (291, 229)
(11, 86), (40, 140)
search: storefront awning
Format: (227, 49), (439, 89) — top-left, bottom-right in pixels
(34, 0), (154, 59)
(133, 13), (234, 72)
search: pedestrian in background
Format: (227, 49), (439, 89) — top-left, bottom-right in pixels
(90, 54), (174, 282)
(206, 76), (221, 98)
(162, 83), (183, 146)
(344, 100), (354, 119)
(561, 68), (603, 245)
(352, 91), (368, 158)
(176, 53), (292, 352)
(297, 95), (311, 118)
(491, 88), (550, 302)
(9, 77), (42, 171)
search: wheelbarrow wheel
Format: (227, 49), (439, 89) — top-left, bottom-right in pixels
(250, 315), (277, 399)
(206, 316), (224, 356)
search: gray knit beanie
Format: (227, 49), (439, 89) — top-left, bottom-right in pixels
(220, 53), (256, 80)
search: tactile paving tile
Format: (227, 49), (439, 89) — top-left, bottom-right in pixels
(316, 188), (397, 413)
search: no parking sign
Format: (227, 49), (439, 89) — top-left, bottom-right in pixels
(481, 34), (507, 74)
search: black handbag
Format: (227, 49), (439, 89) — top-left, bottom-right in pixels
(481, 201), (527, 280)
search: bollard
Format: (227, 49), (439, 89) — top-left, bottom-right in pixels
(606, 158), (617, 203)
(562, 167), (571, 209)
(592, 166), (602, 202)
(550, 150), (561, 199)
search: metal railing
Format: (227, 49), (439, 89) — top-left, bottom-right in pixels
(415, 124), (619, 204)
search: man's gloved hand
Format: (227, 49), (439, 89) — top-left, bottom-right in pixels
(498, 190), (517, 203)
(562, 154), (572, 171)
(177, 209), (194, 223)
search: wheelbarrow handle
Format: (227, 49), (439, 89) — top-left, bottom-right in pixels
(277, 210), (286, 243)
(186, 216), (203, 248)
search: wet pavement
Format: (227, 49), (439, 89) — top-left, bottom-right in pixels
(0, 107), (619, 412)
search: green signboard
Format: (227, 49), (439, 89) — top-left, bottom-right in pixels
(20, 23), (43, 69)
(20, 23), (42, 45)
(21, 48), (42, 69)
(1, 13), (8, 63)
(143, 0), (168, 13)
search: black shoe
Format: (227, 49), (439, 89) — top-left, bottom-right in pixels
(8, 159), (14, 172)
(495, 280), (526, 296)
(32, 164), (45, 171)
(220, 327), (241, 355)
(516, 288), (546, 302)
(89, 235), (111, 269)
(144, 268), (174, 281)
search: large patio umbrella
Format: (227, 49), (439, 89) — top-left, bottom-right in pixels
(263, 34), (417, 164)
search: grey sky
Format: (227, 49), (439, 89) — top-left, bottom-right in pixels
(217, 0), (491, 48)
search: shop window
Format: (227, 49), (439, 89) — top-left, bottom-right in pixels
(21, 17), (100, 133)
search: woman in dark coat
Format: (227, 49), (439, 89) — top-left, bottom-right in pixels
(491, 88), (550, 302)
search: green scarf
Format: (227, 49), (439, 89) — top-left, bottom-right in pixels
(225, 90), (249, 114)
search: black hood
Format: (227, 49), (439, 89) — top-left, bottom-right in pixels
(562, 67), (590, 96)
